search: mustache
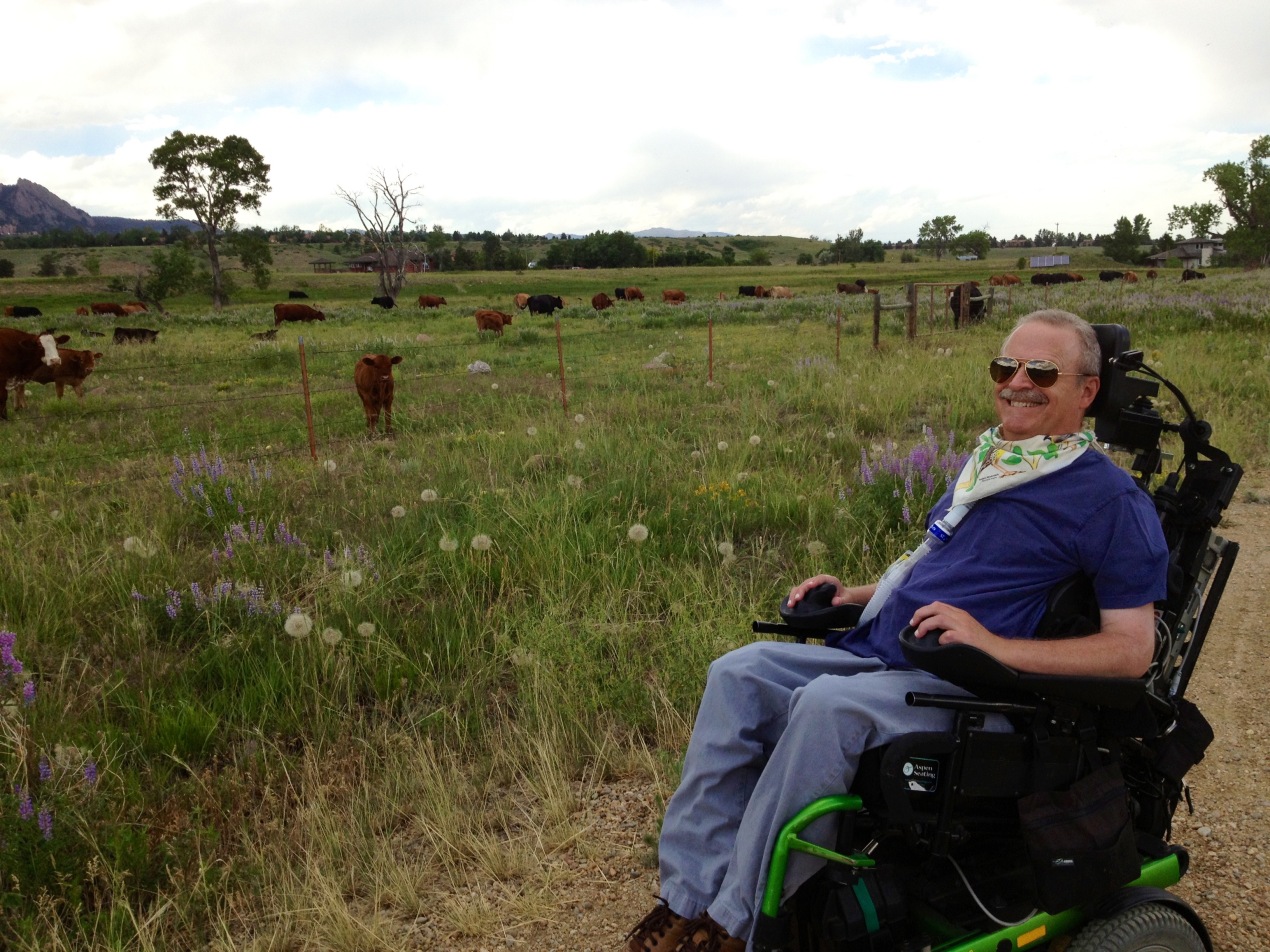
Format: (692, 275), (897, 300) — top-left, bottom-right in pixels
(1000, 387), (1045, 402)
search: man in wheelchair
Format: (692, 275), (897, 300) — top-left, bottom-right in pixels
(627, 309), (1240, 952)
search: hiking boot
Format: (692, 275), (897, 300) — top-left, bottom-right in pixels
(625, 898), (691, 952)
(678, 913), (746, 952)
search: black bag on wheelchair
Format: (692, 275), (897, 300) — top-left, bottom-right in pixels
(1017, 761), (1140, 913)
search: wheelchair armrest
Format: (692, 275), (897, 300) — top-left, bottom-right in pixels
(898, 626), (1148, 711)
(777, 581), (865, 631)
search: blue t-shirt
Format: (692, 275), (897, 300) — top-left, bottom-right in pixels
(827, 449), (1169, 669)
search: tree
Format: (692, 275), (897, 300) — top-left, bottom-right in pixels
(35, 251), (61, 277)
(1167, 202), (1223, 238)
(1102, 216), (1145, 264)
(426, 225), (448, 271)
(337, 170), (422, 299)
(956, 229), (992, 261)
(225, 227), (274, 290)
(917, 215), (962, 261)
(149, 130), (271, 309)
(109, 245), (198, 314)
(1200, 135), (1270, 266)
(0, 259), (13, 279)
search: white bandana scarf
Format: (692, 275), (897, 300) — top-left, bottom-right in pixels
(857, 426), (1096, 626)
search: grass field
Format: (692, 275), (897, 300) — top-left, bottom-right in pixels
(0, 257), (1267, 949)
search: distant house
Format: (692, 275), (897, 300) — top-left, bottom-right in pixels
(1144, 237), (1224, 271)
(346, 251), (430, 274)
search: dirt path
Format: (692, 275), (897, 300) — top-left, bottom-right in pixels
(443, 477), (1270, 952)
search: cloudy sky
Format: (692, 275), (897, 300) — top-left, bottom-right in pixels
(3, 0), (1266, 241)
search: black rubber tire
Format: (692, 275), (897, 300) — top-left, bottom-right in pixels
(1067, 903), (1205, 952)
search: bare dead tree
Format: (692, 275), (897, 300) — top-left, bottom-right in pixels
(336, 170), (423, 300)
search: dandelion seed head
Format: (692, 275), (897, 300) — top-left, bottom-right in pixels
(574, 439), (585, 451)
(357, 622), (376, 637)
(342, 569), (363, 589)
(439, 535), (459, 552)
(691, 450), (703, 460)
(391, 505), (407, 519)
(806, 540), (828, 558)
(627, 523), (650, 543)
(526, 426), (538, 436)
(749, 435), (761, 446)
(420, 488), (438, 502)
(827, 431), (836, 439)
(574, 413), (586, 424)
(284, 613), (313, 638)
(323, 459), (337, 473)
(717, 541), (735, 558)
(717, 441), (729, 451)
(767, 379), (778, 388)
(320, 627), (342, 646)
(470, 534), (493, 551)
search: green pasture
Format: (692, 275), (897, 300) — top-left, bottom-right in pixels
(0, 266), (1266, 949)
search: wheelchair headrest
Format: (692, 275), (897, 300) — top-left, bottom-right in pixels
(1087, 323), (1130, 419)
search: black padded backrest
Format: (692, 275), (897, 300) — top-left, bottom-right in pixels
(1087, 323), (1129, 419)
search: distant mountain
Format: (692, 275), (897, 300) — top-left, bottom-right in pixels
(635, 227), (733, 238)
(0, 179), (188, 235)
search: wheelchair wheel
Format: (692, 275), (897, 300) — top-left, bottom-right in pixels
(1066, 903), (1204, 951)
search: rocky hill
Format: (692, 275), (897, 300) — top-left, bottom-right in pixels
(0, 179), (182, 235)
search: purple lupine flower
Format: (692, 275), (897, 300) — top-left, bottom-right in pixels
(38, 809), (53, 841)
(190, 454), (203, 477)
(224, 485), (234, 505)
(323, 549), (336, 571)
(38, 756), (51, 783)
(237, 503), (245, 516)
(165, 590), (181, 619)
(22, 681), (35, 706)
(17, 790), (33, 821)
(211, 546), (221, 564)
(84, 761), (98, 787)
(170, 473), (187, 500)
(205, 506), (215, 519)
(224, 542), (235, 560)
(173, 454), (186, 476)
(190, 582), (204, 610)
(131, 588), (148, 601)
(193, 483), (206, 500)
(249, 459), (259, 484)
(902, 505), (912, 525)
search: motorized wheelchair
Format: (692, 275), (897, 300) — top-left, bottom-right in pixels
(749, 325), (1242, 952)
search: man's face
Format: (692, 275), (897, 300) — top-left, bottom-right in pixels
(994, 322), (1100, 441)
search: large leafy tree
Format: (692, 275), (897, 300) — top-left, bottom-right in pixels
(1201, 135), (1270, 266)
(337, 170), (422, 299)
(1102, 216), (1146, 264)
(917, 215), (962, 261)
(1167, 202), (1224, 238)
(149, 131), (271, 308)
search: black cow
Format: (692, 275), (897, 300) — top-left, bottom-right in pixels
(527, 294), (565, 316)
(949, 283), (985, 329)
(1098, 270), (1125, 282)
(288, 290), (310, 299)
(8, 306), (42, 318)
(738, 285), (757, 297)
(614, 287), (627, 300)
(1181, 269), (1206, 281)
(370, 295), (396, 309)
(113, 326), (159, 344)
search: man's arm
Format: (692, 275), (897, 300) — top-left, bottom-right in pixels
(787, 574), (877, 609)
(908, 601), (1156, 678)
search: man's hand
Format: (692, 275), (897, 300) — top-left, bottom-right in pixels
(787, 575), (875, 609)
(909, 601), (999, 651)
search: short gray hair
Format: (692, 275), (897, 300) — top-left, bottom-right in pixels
(1007, 309), (1102, 376)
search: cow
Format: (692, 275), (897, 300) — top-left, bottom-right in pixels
(0, 328), (66, 420)
(624, 286), (645, 302)
(527, 294), (565, 316)
(75, 306), (90, 317)
(113, 327), (159, 344)
(370, 295), (396, 309)
(250, 329), (278, 341)
(836, 280), (867, 294)
(1002, 274), (1021, 285)
(949, 282), (985, 329)
(614, 287), (627, 301)
(5, 305), (42, 318)
(754, 285), (769, 298)
(738, 285), (758, 297)
(287, 290), (309, 299)
(417, 294), (447, 309)
(1146, 269), (1159, 280)
(354, 353), (402, 435)
(591, 292), (615, 311)
(662, 289), (686, 304)
(121, 304), (147, 315)
(768, 286), (794, 299)
(1099, 270), (1125, 282)
(1067, 273), (1084, 282)
(273, 302), (326, 326)
(988, 275), (1008, 286)
(1123, 271), (1139, 283)
(1182, 269), (1206, 281)
(475, 309), (513, 335)
(514, 293), (531, 310)
(124, 301), (148, 311)
(13, 346), (102, 410)
(90, 302), (126, 316)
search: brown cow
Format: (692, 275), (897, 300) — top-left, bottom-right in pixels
(754, 285), (769, 298)
(417, 294), (447, 309)
(624, 286), (645, 302)
(121, 303), (148, 315)
(1123, 271), (1139, 283)
(14, 346), (102, 410)
(988, 275), (1007, 286)
(513, 293), (531, 310)
(1002, 274), (1021, 285)
(354, 353), (402, 435)
(837, 280), (867, 294)
(662, 289), (686, 304)
(90, 302), (126, 316)
(273, 302), (326, 326)
(0, 328), (66, 420)
(768, 286), (794, 299)
(125, 301), (148, 311)
(591, 292), (615, 311)
(474, 309), (513, 335)
(75, 306), (90, 317)
(1146, 269), (1159, 280)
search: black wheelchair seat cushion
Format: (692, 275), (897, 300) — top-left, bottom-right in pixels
(778, 582), (864, 630)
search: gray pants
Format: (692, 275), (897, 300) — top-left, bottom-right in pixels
(657, 640), (987, 945)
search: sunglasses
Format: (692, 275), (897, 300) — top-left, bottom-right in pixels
(989, 357), (1089, 389)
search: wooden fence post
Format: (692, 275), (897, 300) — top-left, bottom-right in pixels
(555, 316), (569, 416)
(905, 282), (917, 340)
(872, 291), (881, 350)
(835, 306), (841, 362)
(708, 318), (714, 383)
(298, 337), (318, 462)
